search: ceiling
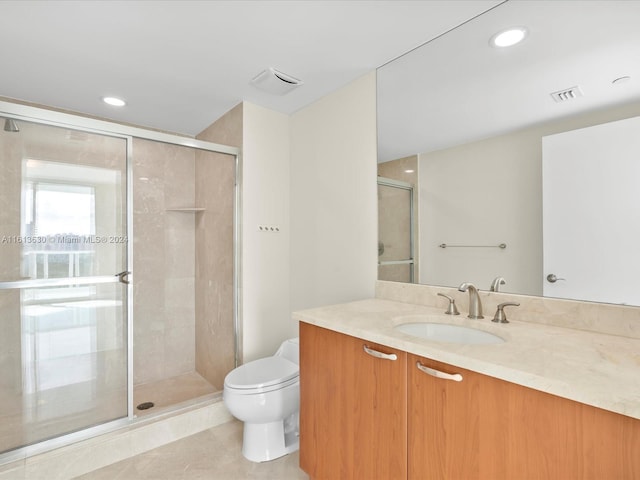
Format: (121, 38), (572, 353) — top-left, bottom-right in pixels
(0, 0), (501, 136)
(377, 0), (640, 161)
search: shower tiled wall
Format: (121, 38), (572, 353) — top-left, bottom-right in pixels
(132, 139), (197, 384)
(132, 126), (237, 389)
(194, 103), (240, 389)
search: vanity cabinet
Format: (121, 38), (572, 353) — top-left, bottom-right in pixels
(409, 354), (640, 479)
(407, 355), (640, 480)
(300, 323), (640, 480)
(299, 322), (407, 480)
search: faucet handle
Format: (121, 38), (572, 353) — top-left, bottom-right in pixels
(437, 293), (460, 315)
(490, 276), (506, 292)
(492, 302), (520, 324)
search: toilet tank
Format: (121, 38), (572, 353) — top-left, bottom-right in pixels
(275, 337), (299, 365)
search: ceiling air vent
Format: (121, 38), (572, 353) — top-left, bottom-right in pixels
(250, 67), (303, 95)
(550, 86), (584, 103)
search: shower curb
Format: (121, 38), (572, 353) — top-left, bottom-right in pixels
(0, 399), (232, 480)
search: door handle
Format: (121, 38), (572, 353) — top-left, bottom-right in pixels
(115, 271), (131, 284)
(416, 362), (463, 382)
(363, 345), (398, 361)
(546, 274), (566, 283)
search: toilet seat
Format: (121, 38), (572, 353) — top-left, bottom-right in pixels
(224, 356), (299, 395)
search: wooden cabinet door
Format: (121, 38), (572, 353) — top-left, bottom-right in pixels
(408, 353), (640, 479)
(408, 354), (488, 479)
(300, 323), (407, 480)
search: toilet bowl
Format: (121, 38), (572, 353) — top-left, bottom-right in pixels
(223, 338), (299, 462)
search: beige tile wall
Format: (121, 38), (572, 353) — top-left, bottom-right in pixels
(376, 280), (640, 339)
(132, 138), (197, 384)
(194, 103), (241, 388)
(132, 114), (239, 388)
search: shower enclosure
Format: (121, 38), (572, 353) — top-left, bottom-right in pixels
(377, 177), (415, 283)
(0, 103), (239, 460)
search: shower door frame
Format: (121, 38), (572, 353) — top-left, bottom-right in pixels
(0, 100), (242, 462)
(377, 176), (415, 283)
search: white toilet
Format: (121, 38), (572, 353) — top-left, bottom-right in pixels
(223, 338), (300, 462)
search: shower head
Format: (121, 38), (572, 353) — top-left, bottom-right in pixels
(4, 118), (19, 132)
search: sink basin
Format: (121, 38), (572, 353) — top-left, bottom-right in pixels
(394, 322), (505, 345)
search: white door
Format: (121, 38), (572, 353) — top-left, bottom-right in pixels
(542, 116), (640, 305)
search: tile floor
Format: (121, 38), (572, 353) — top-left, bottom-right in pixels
(74, 420), (309, 480)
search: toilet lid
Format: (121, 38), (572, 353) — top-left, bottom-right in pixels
(224, 356), (299, 391)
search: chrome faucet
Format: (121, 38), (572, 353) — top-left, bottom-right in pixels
(437, 293), (460, 315)
(492, 302), (520, 324)
(490, 276), (506, 292)
(458, 282), (484, 319)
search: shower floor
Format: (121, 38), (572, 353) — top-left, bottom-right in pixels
(0, 371), (218, 456)
(133, 371), (218, 417)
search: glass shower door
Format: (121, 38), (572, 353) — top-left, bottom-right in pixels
(0, 118), (129, 454)
(377, 177), (415, 283)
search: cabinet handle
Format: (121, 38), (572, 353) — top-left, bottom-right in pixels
(363, 345), (398, 361)
(416, 362), (463, 382)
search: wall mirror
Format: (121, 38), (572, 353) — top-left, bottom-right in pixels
(377, 0), (640, 306)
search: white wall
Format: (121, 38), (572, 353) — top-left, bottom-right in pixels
(289, 72), (378, 313)
(418, 131), (541, 295)
(418, 100), (640, 296)
(240, 73), (377, 360)
(241, 102), (291, 362)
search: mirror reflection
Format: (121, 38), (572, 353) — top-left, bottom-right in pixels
(377, 0), (640, 306)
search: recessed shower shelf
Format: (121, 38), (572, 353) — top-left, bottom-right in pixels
(166, 207), (206, 212)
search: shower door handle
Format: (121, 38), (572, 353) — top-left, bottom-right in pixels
(115, 271), (131, 284)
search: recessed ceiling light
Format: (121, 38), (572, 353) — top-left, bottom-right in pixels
(490, 27), (528, 48)
(102, 96), (126, 107)
(404, 169), (415, 173)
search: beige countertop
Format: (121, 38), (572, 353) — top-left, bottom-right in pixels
(294, 298), (640, 420)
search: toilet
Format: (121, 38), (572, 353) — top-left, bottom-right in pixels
(223, 338), (300, 462)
